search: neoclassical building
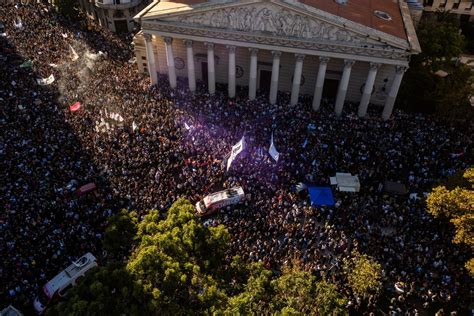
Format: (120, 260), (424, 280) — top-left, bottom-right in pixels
(133, 0), (420, 119)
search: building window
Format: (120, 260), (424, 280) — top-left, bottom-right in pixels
(452, 0), (460, 9)
(439, 0), (447, 8)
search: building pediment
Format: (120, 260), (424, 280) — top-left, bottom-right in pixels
(138, 0), (412, 52)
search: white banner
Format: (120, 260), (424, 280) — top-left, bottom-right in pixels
(36, 74), (55, 86)
(227, 136), (245, 171)
(269, 132), (280, 162)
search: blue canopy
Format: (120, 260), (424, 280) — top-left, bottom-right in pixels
(308, 186), (335, 206)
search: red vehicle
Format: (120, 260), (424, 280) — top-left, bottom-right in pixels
(76, 183), (96, 197)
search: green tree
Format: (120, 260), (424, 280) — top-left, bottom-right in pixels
(222, 261), (348, 315)
(223, 261), (273, 315)
(414, 12), (464, 68)
(126, 198), (230, 314)
(315, 279), (348, 315)
(103, 209), (138, 259)
(398, 12), (473, 120)
(270, 264), (317, 314)
(47, 265), (154, 316)
(427, 168), (474, 275)
(343, 251), (382, 300)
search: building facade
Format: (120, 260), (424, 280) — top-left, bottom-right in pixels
(133, 0), (420, 119)
(423, 0), (474, 21)
(78, 0), (150, 33)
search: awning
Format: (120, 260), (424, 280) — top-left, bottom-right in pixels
(308, 186), (335, 206)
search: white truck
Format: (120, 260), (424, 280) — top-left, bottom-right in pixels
(195, 186), (245, 217)
(33, 253), (98, 314)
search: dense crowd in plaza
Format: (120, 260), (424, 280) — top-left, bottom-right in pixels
(0, 2), (472, 314)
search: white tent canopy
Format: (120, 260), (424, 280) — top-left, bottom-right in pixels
(330, 173), (360, 192)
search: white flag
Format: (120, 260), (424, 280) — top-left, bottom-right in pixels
(226, 136), (245, 171)
(184, 122), (191, 130)
(36, 74), (55, 86)
(269, 132), (280, 162)
(69, 45), (79, 61)
(132, 121), (138, 131)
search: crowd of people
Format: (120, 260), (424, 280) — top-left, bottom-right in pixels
(0, 2), (472, 314)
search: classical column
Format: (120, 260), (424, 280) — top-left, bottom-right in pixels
(144, 33), (157, 85)
(358, 62), (381, 117)
(184, 40), (196, 92)
(227, 45), (236, 98)
(269, 51), (281, 105)
(205, 42), (216, 94)
(164, 37), (177, 89)
(290, 54), (305, 106)
(248, 48), (259, 100)
(334, 59), (355, 116)
(382, 65), (407, 120)
(312, 57), (330, 111)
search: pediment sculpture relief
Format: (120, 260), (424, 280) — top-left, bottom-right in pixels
(175, 4), (368, 44)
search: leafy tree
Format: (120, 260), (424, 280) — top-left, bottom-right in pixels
(343, 251), (382, 300)
(103, 209), (138, 259)
(222, 261), (348, 315)
(398, 12), (473, 120)
(126, 198), (230, 314)
(51, 199), (350, 314)
(427, 168), (474, 275)
(315, 279), (348, 315)
(270, 264), (317, 314)
(223, 261), (273, 315)
(47, 265), (154, 316)
(414, 12), (464, 68)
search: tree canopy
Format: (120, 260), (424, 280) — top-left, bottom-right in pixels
(427, 168), (474, 275)
(343, 251), (383, 300)
(397, 12), (473, 120)
(48, 199), (350, 314)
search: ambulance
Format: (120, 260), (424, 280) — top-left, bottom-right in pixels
(33, 253), (98, 314)
(195, 186), (245, 217)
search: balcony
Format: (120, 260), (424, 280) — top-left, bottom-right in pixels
(95, 0), (142, 10)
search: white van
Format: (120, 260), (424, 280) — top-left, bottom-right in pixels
(195, 186), (245, 217)
(33, 253), (98, 314)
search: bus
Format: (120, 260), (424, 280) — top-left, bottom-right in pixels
(33, 253), (98, 314)
(195, 186), (245, 217)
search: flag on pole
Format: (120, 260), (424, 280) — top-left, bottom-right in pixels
(269, 132), (280, 162)
(132, 121), (138, 131)
(226, 136), (245, 171)
(69, 102), (81, 112)
(184, 122), (192, 130)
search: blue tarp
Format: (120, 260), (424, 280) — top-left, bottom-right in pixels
(308, 186), (335, 206)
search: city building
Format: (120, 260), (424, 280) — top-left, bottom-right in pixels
(423, 0), (474, 21)
(133, 0), (421, 119)
(78, 0), (151, 33)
